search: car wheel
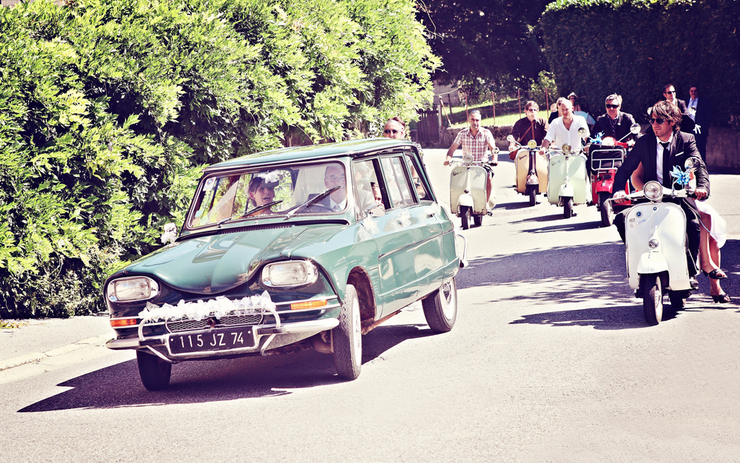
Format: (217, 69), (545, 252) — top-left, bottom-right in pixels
(563, 197), (574, 219)
(641, 274), (663, 326)
(422, 277), (458, 333)
(460, 206), (471, 230)
(333, 284), (362, 380)
(136, 350), (172, 391)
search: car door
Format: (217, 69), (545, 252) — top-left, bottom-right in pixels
(355, 153), (445, 317)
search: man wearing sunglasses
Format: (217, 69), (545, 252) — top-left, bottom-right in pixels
(662, 84), (688, 115)
(593, 94), (636, 143)
(612, 100), (709, 277)
(383, 117), (406, 139)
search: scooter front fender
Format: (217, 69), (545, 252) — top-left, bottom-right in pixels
(637, 251), (668, 278)
(457, 193), (474, 209)
(559, 182), (574, 199)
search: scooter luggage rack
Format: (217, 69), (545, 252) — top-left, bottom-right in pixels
(590, 147), (625, 172)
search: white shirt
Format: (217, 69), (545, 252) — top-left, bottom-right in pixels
(544, 114), (590, 151)
(330, 198), (347, 211)
(656, 134), (674, 184)
(688, 98), (698, 121)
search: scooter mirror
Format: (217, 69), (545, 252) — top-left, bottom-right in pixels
(577, 127), (587, 138)
(562, 144), (572, 154)
(506, 134), (515, 143)
(684, 157), (699, 170)
(630, 123), (641, 135)
(527, 140), (537, 149)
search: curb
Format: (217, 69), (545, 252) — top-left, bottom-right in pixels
(0, 333), (113, 372)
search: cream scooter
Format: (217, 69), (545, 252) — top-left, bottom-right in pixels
(449, 151), (497, 229)
(507, 135), (548, 206)
(613, 159), (699, 325)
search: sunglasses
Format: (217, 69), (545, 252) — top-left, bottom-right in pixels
(650, 117), (668, 125)
(384, 129), (399, 134)
(605, 104), (619, 109)
(664, 90), (676, 94)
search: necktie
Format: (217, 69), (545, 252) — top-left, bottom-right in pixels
(660, 141), (670, 152)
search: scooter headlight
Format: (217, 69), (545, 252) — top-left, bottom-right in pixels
(648, 238), (660, 249)
(527, 139), (537, 149)
(601, 137), (616, 147)
(644, 181), (663, 201)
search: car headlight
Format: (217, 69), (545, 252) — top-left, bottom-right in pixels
(262, 261), (319, 287)
(644, 181), (663, 201)
(107, 277), (160, 302)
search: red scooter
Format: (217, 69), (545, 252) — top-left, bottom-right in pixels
(588, 124), (640, 226)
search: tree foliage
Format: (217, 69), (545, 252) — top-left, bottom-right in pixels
(418, 0), (550, 89)
(540, 0), (740, 125)
(0, 0), (439, 318)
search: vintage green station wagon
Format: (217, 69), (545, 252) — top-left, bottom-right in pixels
(105, 138), (464, 390)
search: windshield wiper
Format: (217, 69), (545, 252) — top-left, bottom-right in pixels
(285, 186), (340, 219)
(242, 200), (282, 217)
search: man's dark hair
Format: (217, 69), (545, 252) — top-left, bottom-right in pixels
(651, 100), (682, 131)
(663, 84), (676, 93)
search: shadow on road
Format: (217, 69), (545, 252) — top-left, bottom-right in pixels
(18, 323), (434, 413)
(458, 240), (739, 329)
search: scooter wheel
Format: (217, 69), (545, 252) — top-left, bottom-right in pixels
(640, 273), (664, 325)
(528, 187), (537, 207)
(460, 206), (471, 230)
(563, 197), (574, 219)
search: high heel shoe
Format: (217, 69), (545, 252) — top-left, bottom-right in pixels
(703, 268), (728, 280)
(711, 293), (731, 303)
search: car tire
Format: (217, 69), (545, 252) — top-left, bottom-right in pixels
(422, 277), (458, 333)
(137, 350), (172, 391)
(333, 284), (362, 380)
(460, 206), (471, 230)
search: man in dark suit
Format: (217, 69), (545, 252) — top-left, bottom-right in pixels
(662, 84), (687, 114)
(593, 93), (637, 142)
(687, 85), (712, 162)
(613, 100), (710, 277)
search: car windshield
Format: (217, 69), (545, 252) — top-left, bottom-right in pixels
(188, 161), (347, 228)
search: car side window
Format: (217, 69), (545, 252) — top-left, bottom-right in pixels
(404, 153), (431, 201)
(381, 156), (416, 208)
(352, 159), (385, 218)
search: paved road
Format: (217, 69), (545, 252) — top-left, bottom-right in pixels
(0, 148), (738, 462)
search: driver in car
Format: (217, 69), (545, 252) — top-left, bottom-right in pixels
(323, 164), (347, 211)
(612, 100), (709, 278)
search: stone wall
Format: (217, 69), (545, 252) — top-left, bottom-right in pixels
(706, 128), (740, 172)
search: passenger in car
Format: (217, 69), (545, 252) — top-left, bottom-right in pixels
(246, 175), (277, 216)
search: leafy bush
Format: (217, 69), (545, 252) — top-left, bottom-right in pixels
(540, 0), (740, 125)
(0, 0), (438, 318)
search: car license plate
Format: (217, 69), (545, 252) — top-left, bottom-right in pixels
(169, 327), (256, 355)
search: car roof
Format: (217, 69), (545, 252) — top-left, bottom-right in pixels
(205, 138), (417, 173)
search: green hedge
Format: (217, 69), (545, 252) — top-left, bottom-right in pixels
(0, 0), (439, 318)
(540, 0), (740, 125)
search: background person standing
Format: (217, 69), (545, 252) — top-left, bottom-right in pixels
(687, 85), (712, 162)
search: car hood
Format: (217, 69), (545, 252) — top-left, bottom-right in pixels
(123, 225), (341, 294)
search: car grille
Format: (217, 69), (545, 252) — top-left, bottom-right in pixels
(165, 314), (264, 333)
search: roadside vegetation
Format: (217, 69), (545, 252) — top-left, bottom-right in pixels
(0, 0), (439, 318)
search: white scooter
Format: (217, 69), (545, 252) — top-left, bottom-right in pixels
(613, 160), (698, 325)
(449, 151), (496, 229)
(546, 143), (591, 218)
